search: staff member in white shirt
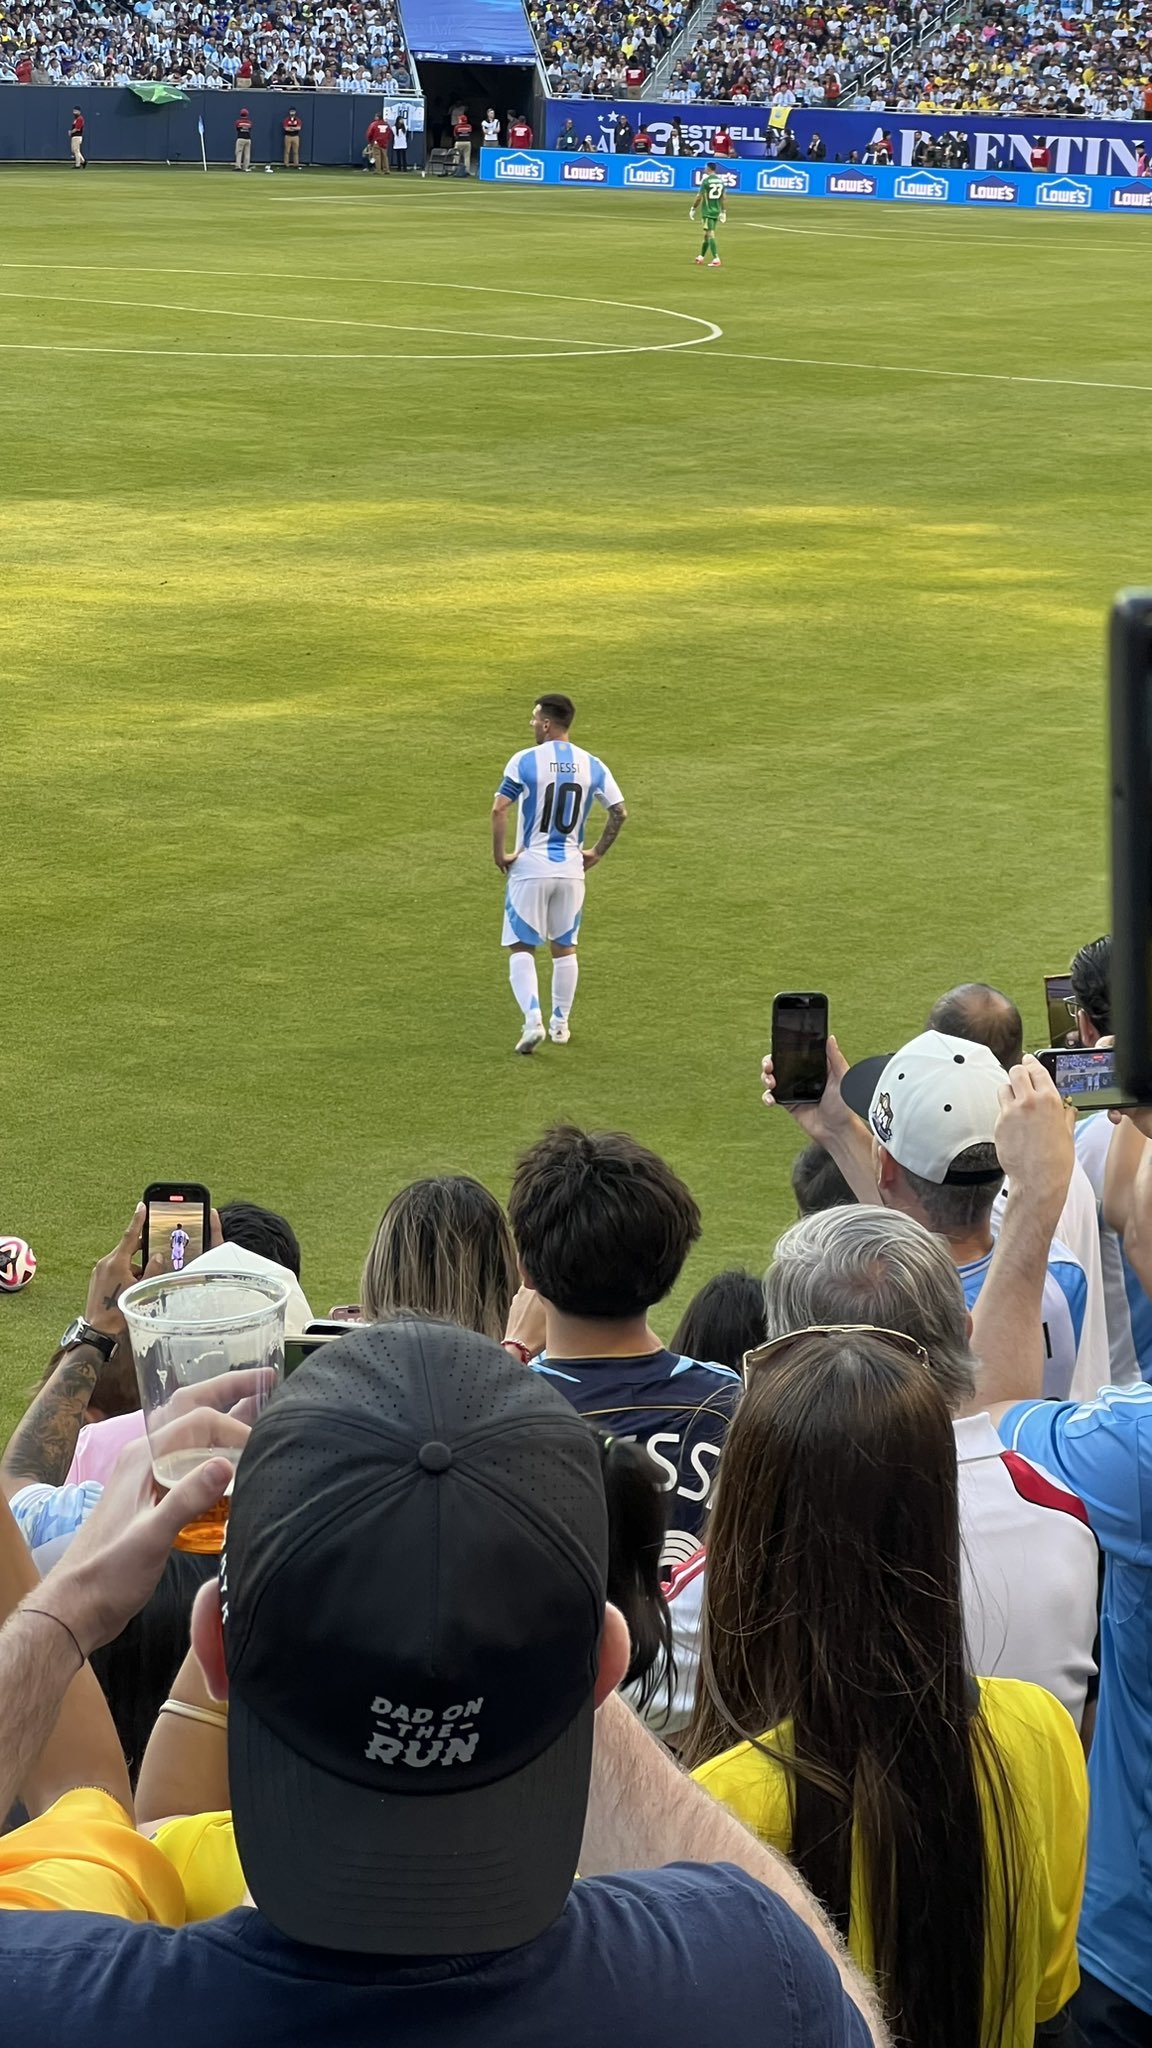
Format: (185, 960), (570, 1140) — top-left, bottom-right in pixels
(482, 107), (500, 147)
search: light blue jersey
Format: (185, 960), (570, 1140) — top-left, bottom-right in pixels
(959, 1237), (1088, 1400)
(1001, 1384), (1152, 2017)
(1076, 1112), (1152, 1385)
(497, 741), (623, 880)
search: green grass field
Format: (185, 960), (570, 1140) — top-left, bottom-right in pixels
(0, 164), (1140, 1424)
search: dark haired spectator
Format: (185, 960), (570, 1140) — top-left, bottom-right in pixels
(669, 1269), (767, 1371)
(217, 1200), (302, 1278)
(595, 1431), (674, 1717)
(1071, 933), (1152, 1388)
(506, 1126), (739, 1559)
(0, 1329), (886, 2047)
(684, 1327), (1088, 2048)
(361, 1174), (517, 1342)
(791, 1141), (857, 1216)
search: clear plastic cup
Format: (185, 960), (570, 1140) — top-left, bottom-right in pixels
(120, 1270), (289, 1553)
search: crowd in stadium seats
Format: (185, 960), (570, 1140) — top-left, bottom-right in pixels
(869, 0), (1152, 116)
(664, 0), (930, 103)
(528, 0), (690, 96)
(0, 0), (411, 90)
(1, 931), (1152, 2044)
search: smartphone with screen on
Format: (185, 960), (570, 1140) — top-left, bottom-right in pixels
(141, 1182), (211, 1274)
(1043, 974), (1078, 1049)
(771, 992), (830, 1105)
(1036, 1047), (1132, 1111)
(285, 1324), (352, 1376)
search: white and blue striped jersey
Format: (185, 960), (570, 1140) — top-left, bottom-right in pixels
(959, 1237), (1088, 1400)
(497, 741), (623, 880)
(1076, 1113), (1152, 1386)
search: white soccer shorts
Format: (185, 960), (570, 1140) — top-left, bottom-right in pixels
(502, 873), (585, 948)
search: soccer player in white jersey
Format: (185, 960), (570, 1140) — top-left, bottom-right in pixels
(491, 695), (627, 1054)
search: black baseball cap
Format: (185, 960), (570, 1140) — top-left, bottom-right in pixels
(222, 1320), (609, 1956)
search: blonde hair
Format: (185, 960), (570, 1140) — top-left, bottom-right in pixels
(361, 1176), (517, 1343)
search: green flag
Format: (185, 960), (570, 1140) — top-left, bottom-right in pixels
(128, 81), (189, 104)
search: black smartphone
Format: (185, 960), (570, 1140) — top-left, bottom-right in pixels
(771, 992), (829, 1105)
(142, 1182), (211, 1274)
(1036, 1046), (1131, 1110)
(1110, 591), (1152, 1102)
(1043, 974), (1078, 1048)
(285, 1324), (351, 1376)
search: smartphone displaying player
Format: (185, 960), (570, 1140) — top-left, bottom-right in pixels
(772, 992), (830, 1105)
(285, 1325), (351, 1376)
(142, 1182), (211, 1274)
(1036, 1047), (1131, 1110)
(1043, 974), (1078, 1048)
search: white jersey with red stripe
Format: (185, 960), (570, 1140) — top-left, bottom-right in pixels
(642, 1413), (1100, 1735)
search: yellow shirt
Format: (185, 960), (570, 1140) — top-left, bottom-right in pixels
(0, 1789), (184, 1923)
(152, 1811), (247, 1921)
(693, 1678), (1085, 2043)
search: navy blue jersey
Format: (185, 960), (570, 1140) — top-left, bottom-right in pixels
(532, 1349), (740, 1570)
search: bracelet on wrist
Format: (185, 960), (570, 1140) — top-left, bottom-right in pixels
(20, 1606), (86, 1670)
(158, 1698), (229, 1729)
(501, 1339), (532, 1364)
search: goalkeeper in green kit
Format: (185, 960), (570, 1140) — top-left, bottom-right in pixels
(690, 162), (728, 266)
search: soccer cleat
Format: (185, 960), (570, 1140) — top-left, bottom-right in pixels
(709, 258), (722, 267)
(515, 1017), (546, 1055)
(549, 1016), (571, 1044)
(694, 255), (705, 264)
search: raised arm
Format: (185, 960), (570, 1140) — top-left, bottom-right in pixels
(582, 1692), (889, 2045)
(761, 1038), (881, 1204)
(972, 1058), (1075, 1416)
(1, 1207), (147, 1500)
(1108, 1106), (1152, 1293)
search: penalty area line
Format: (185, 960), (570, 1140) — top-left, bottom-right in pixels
(704, 347), (1152, 396)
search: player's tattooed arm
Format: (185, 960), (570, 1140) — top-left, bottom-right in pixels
(584, 801), (628, 870)
(1, 1351), (100, 1496)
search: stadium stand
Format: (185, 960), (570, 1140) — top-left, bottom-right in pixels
(663, 0), (933, 107)
(528, 0), (691, 95)
(869, 0), (1152, 116)
(0, 0), (412, 91)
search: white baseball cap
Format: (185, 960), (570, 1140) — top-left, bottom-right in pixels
(840, 1030), (1008, 1186)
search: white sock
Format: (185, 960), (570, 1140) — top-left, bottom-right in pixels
(509, 953), (541, 1021)
(551, 955), (579, 1020)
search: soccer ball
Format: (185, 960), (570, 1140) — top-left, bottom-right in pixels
(0, 1237), (36, 1292)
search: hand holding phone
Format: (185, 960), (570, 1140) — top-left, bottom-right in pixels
(142, 1183), (211, 1275)
(771, 993), (830, 1106)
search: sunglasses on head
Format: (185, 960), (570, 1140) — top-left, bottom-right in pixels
(741, 1323), (932, 1381)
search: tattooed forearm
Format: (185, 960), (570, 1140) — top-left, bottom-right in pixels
(1, 1354), (100, 1493)
(591, 802), (627, 860)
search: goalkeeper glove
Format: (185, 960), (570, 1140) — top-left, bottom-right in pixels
(720, 210), (727, 223)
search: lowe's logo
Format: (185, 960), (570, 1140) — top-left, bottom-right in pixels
(561, 160), (606, 182)
(968, 177), (1017, 203)
(1036, 177), (1091, 207)
(757, 165), (809, 194)
(624, 160), (673, 186)
(827, 171), (876, 195)
(692, 166), (738, 187)
(894, 171), (947, 202)
(494, 151), (544, 181)
(1111, 180), (1152, 208)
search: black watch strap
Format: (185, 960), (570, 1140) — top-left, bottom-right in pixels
(59, 1319), (117, 1363)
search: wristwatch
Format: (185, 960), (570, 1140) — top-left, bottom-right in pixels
(59, 1318), (117, 1363)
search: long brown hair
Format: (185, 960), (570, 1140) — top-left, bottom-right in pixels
(682, 1331), (1021, 2048)
(361, 1176), (517, 1342)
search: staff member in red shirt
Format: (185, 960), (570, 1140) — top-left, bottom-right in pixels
(452, 104), (473, 173)
(1030, 138), (1050, 170)
(711, 124), (736, 157)
(234, 105), (253, 171)
(508, 113), (533, 146)
(366, 114), (393, 173)
(69, 106), (85, 168)
(282, 107), (302, 168)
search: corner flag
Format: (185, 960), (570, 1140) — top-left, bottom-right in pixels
(197, 114), (207, 173)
